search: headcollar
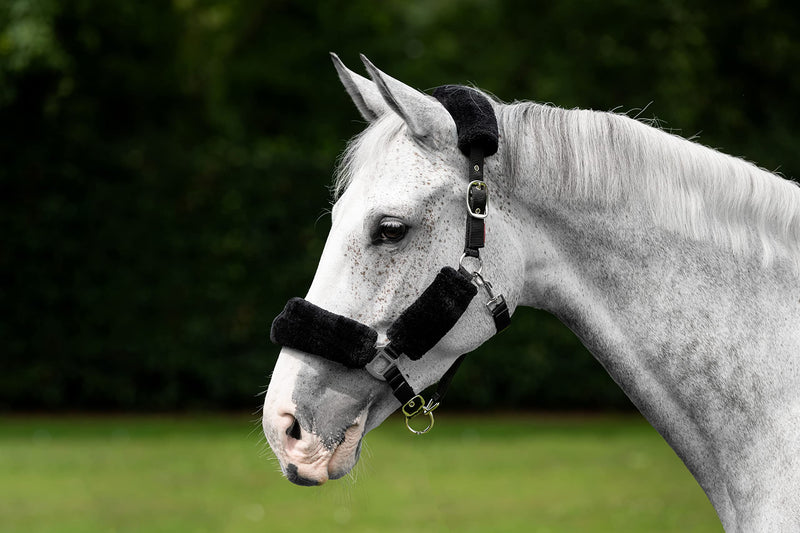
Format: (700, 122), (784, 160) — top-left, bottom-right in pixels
(270, 85), (509, 434)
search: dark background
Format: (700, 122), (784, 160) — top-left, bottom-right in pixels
(2, 0), (798, 411)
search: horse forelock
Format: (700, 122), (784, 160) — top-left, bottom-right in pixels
(497, 100), (800, 268)
(333, 113), (407, 200)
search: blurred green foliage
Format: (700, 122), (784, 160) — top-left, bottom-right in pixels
(2, 0), (798, 410)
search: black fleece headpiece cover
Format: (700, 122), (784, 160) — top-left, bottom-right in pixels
(432, 85), (499, 157)
(270, 267), (477, 367)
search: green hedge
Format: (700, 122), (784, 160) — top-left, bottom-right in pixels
(2, 0), (798, 410)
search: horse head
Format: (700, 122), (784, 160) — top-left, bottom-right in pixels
(262, 55), (526, 486)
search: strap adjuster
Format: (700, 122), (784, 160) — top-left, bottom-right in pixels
(486, 294), (511, 332)
(364, 343), (400, 380)
(466, 180), (488, 219)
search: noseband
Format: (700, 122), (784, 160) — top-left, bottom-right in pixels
(271, 86), (511, 434)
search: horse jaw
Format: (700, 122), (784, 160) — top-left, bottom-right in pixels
(262, 348), (397, 486)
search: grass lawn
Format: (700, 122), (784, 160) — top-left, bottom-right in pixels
(0, 413), (721, 532)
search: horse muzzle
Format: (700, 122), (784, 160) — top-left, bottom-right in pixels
(263, 408), (366, 486)
(262, 347), (381, 486)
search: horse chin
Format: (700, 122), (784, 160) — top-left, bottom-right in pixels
(262, 354), (400, 486)
(324, 420), (366, 481)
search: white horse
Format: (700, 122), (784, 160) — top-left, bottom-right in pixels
(263, 54), (800, 531)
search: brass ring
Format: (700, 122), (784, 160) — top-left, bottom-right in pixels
(404, 411), (435, 435)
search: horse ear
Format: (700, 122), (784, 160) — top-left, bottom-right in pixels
(330, 53), (388, 122)
(359, 54), (444, 145)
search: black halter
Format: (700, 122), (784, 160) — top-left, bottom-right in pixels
(270, 86), (511, 433)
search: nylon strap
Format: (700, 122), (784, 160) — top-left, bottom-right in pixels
(383, 364), (417, 406)
(426, 353), (467, 408)
(464, 146), (487, 256)
(489, 298), (511, 332)
(381, 352), (467, 420)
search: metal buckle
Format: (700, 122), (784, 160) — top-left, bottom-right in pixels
(401, 394), (425, 418)
(471, 271), (494, 296)
(364, 344), (400, 380)
(486, 294), (506, 312)
(466, 180), (488, 219)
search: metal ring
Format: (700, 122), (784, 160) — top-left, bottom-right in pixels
(404, 410), (435, 435)
(458, 253), (483, 275)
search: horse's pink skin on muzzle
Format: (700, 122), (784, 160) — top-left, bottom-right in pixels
(263, 348), (390, 486)
(264, 408), (367, 486)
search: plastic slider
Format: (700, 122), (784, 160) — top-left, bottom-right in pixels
(364, 344), (400, 380)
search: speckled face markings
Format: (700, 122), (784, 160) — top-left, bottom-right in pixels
(328, 130), (468, 331)
(273, 126), (482, 460)
(282, 123), (521, 448)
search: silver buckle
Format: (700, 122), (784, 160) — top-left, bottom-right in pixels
(364, 344), (400, 380)
(486, 294), (506, 312)
(465, 180), (488, 219)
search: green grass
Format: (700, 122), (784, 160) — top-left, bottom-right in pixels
(0, 413), (721, 532)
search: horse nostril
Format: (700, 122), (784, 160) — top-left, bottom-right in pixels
(286, 416), (302, 440)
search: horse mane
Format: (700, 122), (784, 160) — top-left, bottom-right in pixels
(498, 99), (800, 267)
(334, 91), (800, 267)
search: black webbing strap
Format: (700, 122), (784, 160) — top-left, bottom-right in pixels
(382, 353), (467, 418)
(383, 364), (417, 407)
(465, 219), (485, 254)
(464, 145), (487, 257)
(489, 299), (511, 332)
(427, 353), (467, 408)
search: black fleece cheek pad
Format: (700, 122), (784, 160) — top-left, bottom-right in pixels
(432, 85), (499, 157)
(387, 266), (477, 360)
(270, 267), (477, 368)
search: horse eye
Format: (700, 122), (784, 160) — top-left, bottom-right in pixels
(377, 219), (407, 243)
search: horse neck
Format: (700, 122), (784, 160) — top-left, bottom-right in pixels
(502, 104), (800, 528)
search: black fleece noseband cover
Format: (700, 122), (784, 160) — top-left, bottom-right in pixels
(432, 85), (499, 157)
(270, 267), (476, 369)
(270, 297), (378, 368)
